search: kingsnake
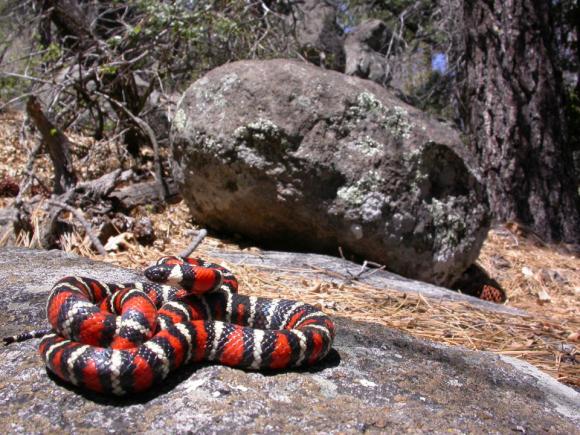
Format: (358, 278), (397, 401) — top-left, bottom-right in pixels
(3, 256), (335, 395)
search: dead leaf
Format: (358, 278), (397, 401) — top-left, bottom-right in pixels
(104, 232), (134, 252)
(521, 266), (534, 278)
(536, 288), (552, 304)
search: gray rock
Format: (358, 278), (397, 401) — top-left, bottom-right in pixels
(1, 248), (578, 433)
(172, 59), (489, 286)
(291, 0), (345, 71)
(345, 19), (396, 86)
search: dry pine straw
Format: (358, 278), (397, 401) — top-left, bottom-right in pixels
(0, 112), (578, 388)
(97, 203), (579, 388)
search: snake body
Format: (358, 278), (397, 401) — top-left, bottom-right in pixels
(11, 256), (335, 395)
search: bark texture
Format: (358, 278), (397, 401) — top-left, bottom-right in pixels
(37, 0), (94, 49)
(464, 0), (580, 243)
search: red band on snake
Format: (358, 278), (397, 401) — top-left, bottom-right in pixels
(27, 256), (335, 395)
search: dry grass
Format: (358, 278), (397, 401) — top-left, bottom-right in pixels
(0, 111), (578, 388)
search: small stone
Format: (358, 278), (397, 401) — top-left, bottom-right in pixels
(133, 217), (155, 246)
(358, 379), (377, 388)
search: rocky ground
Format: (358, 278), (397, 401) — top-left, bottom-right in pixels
(0, 110), (578, 389)
(1, 248), (578, 433)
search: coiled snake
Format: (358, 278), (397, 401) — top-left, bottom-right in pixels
(3, 256), (335, 395)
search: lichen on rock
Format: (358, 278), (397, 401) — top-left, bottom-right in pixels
(382, 106), (414, 139)
(345, 92), (414, 139)
(220, 73), (240, 91)
(334, 171), (391, 223)
(173, 108), (188, 133)
(234, 118), (283, 143)
(336, 171), (384, 205)
(352, 136), (383, 157)
(426, 197), (468, 260)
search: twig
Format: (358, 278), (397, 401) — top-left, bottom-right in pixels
(47, 200), (107, 256)
(15, 141), (43, 207)
(0, 92), (36, 112)
(345, 257), (387, 282)
(179, 229), (208, 258)
(95, 91), (169, 201)
(0, 71), (55, 86)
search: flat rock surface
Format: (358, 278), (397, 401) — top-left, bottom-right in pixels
(1, 248), (578, 433)
(206, 247), (524, 316)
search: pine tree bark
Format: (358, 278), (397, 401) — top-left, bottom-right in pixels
(464, 0), (580, 243)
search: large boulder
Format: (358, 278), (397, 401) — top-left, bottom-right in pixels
(1, 248), (578, 432)
(171, 59), (489, 286)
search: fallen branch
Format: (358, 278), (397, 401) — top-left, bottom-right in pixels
(47, 200), (107, 256)
(179, 229), (208, 258)
(96, 91), (169, 201)
(26, 96), (77, 194)
(76, 168), (123, 198)
(109, 178), (179, 211)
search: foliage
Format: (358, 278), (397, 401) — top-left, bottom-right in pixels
(335, 0), (463, 121)
(0, 0), (576, 169)
(0, 0), (298, 147)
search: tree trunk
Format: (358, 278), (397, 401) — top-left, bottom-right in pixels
(463, 0), (580, 243)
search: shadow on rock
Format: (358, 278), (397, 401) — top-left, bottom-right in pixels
(260, 348), (342, 378)
(46, 362), (206, 406)
(45, 349), (342, 406)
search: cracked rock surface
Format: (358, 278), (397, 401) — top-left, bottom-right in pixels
(1, 248), (578, 433)
(172, 59), (489, 286)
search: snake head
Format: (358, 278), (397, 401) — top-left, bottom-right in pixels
(144, 264), (174, 283)
(145, 263), (223, 295)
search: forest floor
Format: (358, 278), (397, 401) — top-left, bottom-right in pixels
(0, 111), (578, 388)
